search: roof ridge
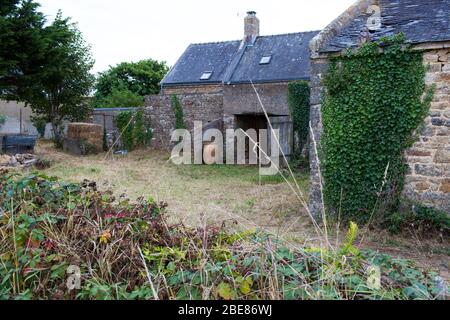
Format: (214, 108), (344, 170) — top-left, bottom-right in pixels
(257, 30), (321, 38)
(189, 30), (321, 46)
(190, 39), (241, 46)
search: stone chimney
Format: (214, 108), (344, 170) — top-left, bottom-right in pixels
(244, 11), (259, 42)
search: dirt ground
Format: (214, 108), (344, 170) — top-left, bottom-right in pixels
(30, 141), (450, 281)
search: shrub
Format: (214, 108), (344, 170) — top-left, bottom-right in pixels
(115, 108), (152, 151)
(95, 89), (144, 109)
(0, 172), (445, 300)
(387, 202), (450, 235)
(0, 113), (7, 128)
(133, 108), (153, 147)
(321, 34), (434, 222)
(288, 81), (310, 154)
(30, 115), (47, 137)
(115, 111), (134, 150)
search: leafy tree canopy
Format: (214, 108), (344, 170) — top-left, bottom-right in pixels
(0, 1), (95, 145)
(97, 89), (144, 109)
(92, 59), (169, 108)
(0, 0), (47, 99)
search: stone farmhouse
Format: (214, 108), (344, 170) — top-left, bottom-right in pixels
(309, 0), (450, 215)
(146, 12), (319, 157)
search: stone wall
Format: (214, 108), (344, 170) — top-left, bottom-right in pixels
(161, 84), (223, 95)
(223, 83), (290, 116)
(403, 47), (450, 211)
(145, 93), (224, 150)
(222, 82), (292, 148)
(309, 42), (450, 216)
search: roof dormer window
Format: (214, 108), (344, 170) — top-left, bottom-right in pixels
(259, 55), (272, 65)
(200, 71), (213, 80)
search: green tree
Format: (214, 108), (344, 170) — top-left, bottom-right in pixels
(29, 13), (94, 146)
(0, 2), (95, 146)
(97, 88), (144, 108)
(93, 59), (169, 108)
(0, 0), (48, 99)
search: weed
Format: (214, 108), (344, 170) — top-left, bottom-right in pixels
(0, 173), (446, 300)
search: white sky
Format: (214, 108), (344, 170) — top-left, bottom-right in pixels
(37, 0), (355, 74)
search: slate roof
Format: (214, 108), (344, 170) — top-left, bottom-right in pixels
(321, 0), (450, 53)
(162, 40), (241, 85)
(161, 31), (319, 87)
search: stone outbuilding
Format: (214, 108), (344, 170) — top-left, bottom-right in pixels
(309, 0), (450, 215)
(146, 12), (319, 157)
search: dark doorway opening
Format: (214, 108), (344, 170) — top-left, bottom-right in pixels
(234, 114), (293, 165)
(235, 114), (268, 164)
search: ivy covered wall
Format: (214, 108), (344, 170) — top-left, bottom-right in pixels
(320, 35), (433, 222)
(309, 36), (450, 220)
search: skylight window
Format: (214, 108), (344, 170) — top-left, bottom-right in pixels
(260, 55), (272, 65)
(200, 71), (213, 80)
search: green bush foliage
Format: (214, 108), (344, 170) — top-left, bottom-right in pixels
(92, 59), (168, 109)
(388, 203), (450, 234)
(288, 81), (310, 154)
(171, 95), (185, 130)
(133, 107), (153, 147)
(115, 108), (152, 151)
(115, 111), (134, 151)
(0, 173), (445, 300)
(321, 34), (434, 222)
(30, 115), (47, 137)
(0, 113), (6, 127)
(95, 89), (144, 109)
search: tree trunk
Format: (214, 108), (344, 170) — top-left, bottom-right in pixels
(51, 119), (63, 148)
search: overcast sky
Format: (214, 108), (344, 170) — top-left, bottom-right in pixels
(37, 0), (355, 74)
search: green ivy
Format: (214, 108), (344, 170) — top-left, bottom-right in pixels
(288, 81), (310, 154)
(171, 95), (185, 130)
(321, 34), (434, 222)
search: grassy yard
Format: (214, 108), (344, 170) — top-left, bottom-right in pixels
(35, 141), (314, 242)
(32, 140), (449, 281)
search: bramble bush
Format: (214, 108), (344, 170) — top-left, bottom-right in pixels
(0, 171), (445, 300)
(321, 34), (434, 223)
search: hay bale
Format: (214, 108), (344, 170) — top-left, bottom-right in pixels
(64, 123), (104, 155)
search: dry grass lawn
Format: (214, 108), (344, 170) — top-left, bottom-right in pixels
(31, 140), (449, 280)
(35, 140), (315, 243)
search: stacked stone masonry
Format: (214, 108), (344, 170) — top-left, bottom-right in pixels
(145, 93), (224, 150)
(404, 47), (450, 211)
(147, 83), (292, 152)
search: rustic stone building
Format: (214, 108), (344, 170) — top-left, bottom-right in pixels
(309, 0), (450, 215)
(146, 12), (319, 156)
